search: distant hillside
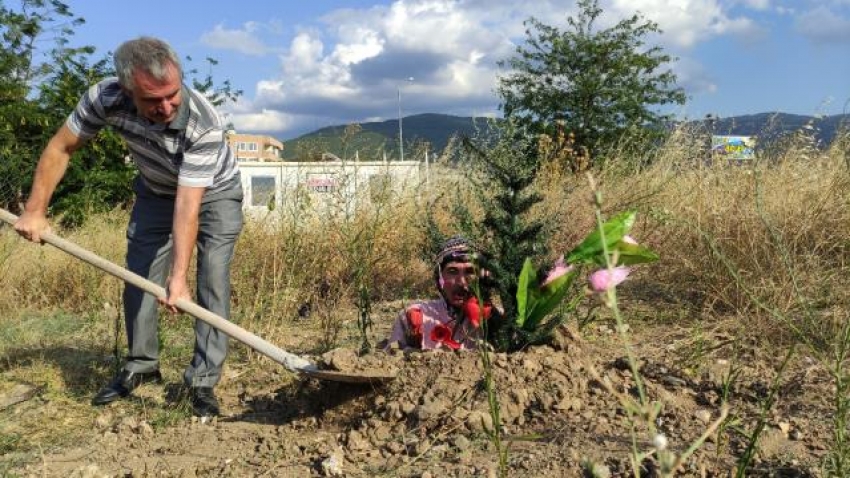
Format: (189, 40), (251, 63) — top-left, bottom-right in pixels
(279, 112), (850, 161)
(281, 113), (493, 160)
(692, 112), (850, 148)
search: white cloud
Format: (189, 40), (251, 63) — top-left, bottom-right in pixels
(275, 31), (361, 103)
(206, 0), (798, 137)
(610, 0), (760, 49)
(254, 80), (287, 104)
(200, 23), (271, 56)
(281, 31), (325, 73)
(330, 27), (384, 65)
(672, 57), (718, 95)
(795, 6), (850, 44)
(248, 0), (511, 133)
(229, 109), (295, 132)
(738, 0), (770, 9)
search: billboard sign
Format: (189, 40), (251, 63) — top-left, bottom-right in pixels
(711, 135), (756, 160)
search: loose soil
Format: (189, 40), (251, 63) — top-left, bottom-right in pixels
(3, 301), (836, 477)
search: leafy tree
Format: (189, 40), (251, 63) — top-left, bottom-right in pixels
(38, 49), (135, 226)
(0, 0), (94, 212)
(497, 0), (686, 166)
(0, 1), (242, 225)
(0, 0), (134, 224)
(185, 55), (243, 110)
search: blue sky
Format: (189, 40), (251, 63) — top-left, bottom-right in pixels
(57, 1), (850, 139)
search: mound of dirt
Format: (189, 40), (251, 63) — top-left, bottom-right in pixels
(18, 323), (832, 477)
(320, 347), (389, 373)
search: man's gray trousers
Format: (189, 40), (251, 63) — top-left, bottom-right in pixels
(122, 175), (243, 388)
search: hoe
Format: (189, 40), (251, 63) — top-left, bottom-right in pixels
(0, 207), (395, 385)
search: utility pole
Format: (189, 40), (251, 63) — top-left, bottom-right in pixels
(398, 77), (413, 161)
(398, 87), (403, 161)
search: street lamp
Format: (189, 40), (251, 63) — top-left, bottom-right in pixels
(398, 77), (414, 161)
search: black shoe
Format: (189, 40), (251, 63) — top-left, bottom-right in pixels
(91, 369), (162, 406)
(190, 387), (220, 417)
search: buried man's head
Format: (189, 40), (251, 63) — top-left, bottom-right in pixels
(434, 236), (480, 309)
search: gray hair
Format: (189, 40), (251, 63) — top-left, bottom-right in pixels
(113, 37), (182, 91)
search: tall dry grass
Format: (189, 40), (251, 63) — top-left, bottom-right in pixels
(1, 125), (847, 349)
(0, 172), (433, 354)
(645, 132), (849, 344)
(230, 178), (432, 352)
(0, 208), (127, 314)
(530, 125), (850, 343)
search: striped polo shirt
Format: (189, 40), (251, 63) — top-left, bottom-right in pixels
(66, 77), (239, 196)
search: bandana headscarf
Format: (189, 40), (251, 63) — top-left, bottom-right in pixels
(435, 235), (476, 269)
(434, 235), (478, 292)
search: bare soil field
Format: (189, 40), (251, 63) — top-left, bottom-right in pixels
(1, 298), (832, 477)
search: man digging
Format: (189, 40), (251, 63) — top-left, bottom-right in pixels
(14, 37), (242, 418)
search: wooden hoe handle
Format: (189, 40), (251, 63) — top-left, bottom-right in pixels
(0, 207), (317, 373)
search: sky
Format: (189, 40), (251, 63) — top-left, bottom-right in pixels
(56, 1), (850, 139)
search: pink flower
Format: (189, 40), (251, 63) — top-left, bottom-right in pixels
(589, 266), (630, 292)
(541, 255), (574, 288)
(622, 235), (638, 245)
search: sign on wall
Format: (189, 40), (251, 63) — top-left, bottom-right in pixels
(305, 173), (338, 193)
(711, 135), (756, 160)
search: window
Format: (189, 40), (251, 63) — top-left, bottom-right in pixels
(250, 176), (276, 208)
(237, 142), (258, 152)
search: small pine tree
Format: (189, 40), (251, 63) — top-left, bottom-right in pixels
(427, 120), (562, 351)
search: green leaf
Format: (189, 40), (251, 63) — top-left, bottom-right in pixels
(566, 211), (635, 265)
(614, 241), (659, 265)
(523, 269), (578, 331)
(515, 258), (536, 328)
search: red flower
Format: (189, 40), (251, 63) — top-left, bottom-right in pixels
(463, 296), (492, 328)
(406, 308), (423, 343)
(430, 324), (461, 350)
(406, 308), (423, 333)
(483, 302), (492, 321)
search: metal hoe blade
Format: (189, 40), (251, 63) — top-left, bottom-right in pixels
(301, 369), (396, 384)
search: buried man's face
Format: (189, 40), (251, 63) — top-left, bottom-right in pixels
(440, 260), (477, 308)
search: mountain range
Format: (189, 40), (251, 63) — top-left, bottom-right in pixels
(280, 112), (850, 160)
(280, 113), (492, 160)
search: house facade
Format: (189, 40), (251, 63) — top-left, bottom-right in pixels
(226, 131), (284, 162)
